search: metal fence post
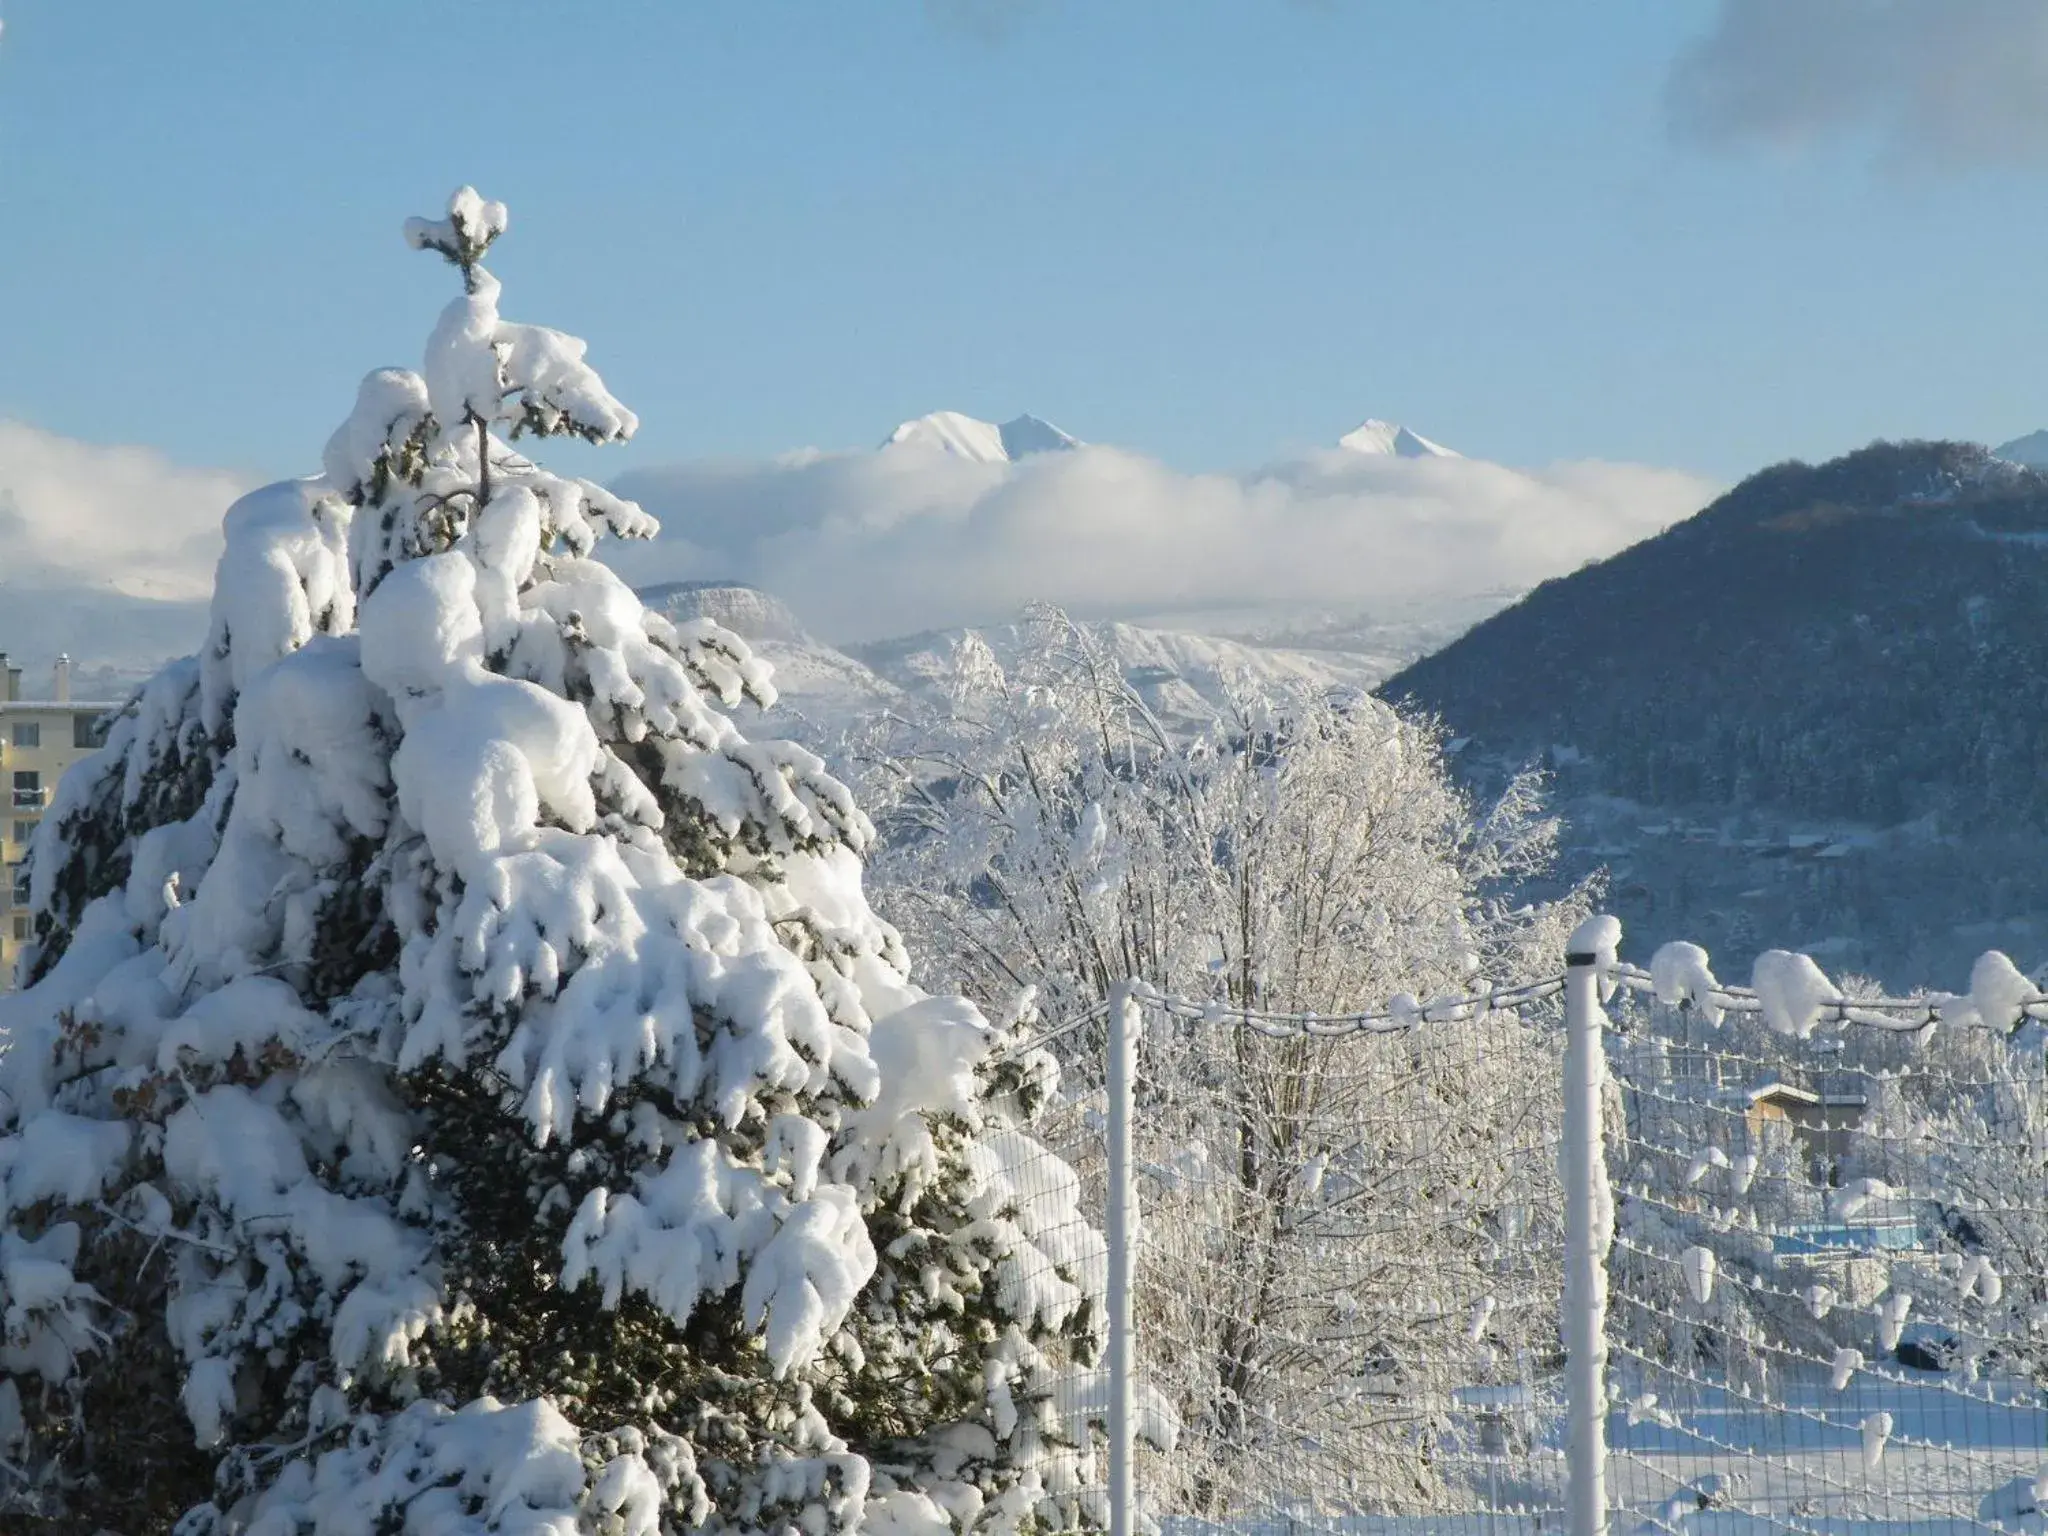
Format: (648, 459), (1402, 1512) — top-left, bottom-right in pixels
(1563, 920), (1615, 1536)
(1107, 980), (1138, 1536)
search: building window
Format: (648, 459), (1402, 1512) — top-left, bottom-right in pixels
(10, 914), (27, 942)
(9, 722), (38, 749)
(7, 864), (25, 905)
(11, 771), (38, 809)
(73, 712), (102, 749)
(12, 820), (37, 847)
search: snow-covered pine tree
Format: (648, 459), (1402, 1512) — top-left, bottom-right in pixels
(0, 189), (1107, 1535)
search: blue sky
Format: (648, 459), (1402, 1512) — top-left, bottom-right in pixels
(3, 1), (2047, 483)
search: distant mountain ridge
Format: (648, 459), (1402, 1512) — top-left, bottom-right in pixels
(851, 618), (1394, 733)
(1384, 439), (2048, 826)
(0, 580), (205, 697)
(638, 581), (814, 647)
(1993, 428), (2048, 468)
(1381, 437), (2048, 982)
(881, 409), (1463, 462)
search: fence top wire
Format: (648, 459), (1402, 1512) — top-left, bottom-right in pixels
(995, 932), (2048, 1057)
(1609, 959), (2048, 1036)
(1129, 975), (1569, 1035)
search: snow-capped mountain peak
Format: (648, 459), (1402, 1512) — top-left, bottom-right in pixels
(884, 410), (1007, 462)
(1339, 418), (1459, 459)
(882, 410), (1082, 462)
(997, 413), (1082, 457)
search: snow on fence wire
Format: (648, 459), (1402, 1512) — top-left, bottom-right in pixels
(1010, 918), (2048, 1536)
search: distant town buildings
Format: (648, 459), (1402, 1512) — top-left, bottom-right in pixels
(1, 654), (116, 990)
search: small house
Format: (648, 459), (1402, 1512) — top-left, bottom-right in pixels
(1731, 1078), (1868, 1184)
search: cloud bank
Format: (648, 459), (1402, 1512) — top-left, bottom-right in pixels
(608, 444), (1715, 643)
(0, 417), (1715, 680)
(0, 421), (246, 684)
(0, 420), (247, 602)
(1668, 0), (2048, 166)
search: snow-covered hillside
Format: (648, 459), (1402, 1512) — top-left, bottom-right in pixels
(638, 581), (906, 732)
(855, 615), (1396, 732)
(1385, 437), (2048, 986)
(637, 582), (1426, 740)
(882, 410), (1081, 462)
(1338, 418), (1459, 458)
(1118, 589), (1519, 667)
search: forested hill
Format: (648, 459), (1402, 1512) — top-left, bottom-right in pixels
(1381, 440), (2048, 832)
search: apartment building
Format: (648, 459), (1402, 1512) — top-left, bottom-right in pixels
(1, 653), (117, 990)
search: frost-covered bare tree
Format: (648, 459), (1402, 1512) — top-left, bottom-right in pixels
(0, 192), (1109, 1535)
(858, 606), (1572, 1020)
(856, 605), (1589, 1514)
(1897, 1060), (2048, 1384)
(1840, 985), (2048, 1388)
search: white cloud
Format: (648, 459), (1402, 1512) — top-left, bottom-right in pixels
(0, 421), (245, 686)
(0, 417), (1716, 682)
(608, 443), (1715, 643)
(0, 419), (248, 601)
(1668, 0), (2048, 166)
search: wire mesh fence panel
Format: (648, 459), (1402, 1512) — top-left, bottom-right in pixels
(1012, 990), (1576, 1536)
(1604, 979), (2048, 1536)
(994, 932), (2048, 1536)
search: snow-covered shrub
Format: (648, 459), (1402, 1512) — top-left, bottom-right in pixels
(856, 608), (1588, 1513)
(0, 190), (1104, 1534)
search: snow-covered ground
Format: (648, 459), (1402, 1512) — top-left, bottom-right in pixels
(1606, 1361), (2048, 1536)
(1154, 1361), (2047, 1535)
